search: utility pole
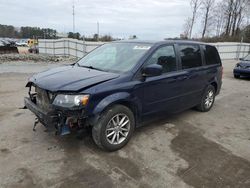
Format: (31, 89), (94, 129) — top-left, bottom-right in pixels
(72, 0), (75, 33)
(97, 21), (99, 41)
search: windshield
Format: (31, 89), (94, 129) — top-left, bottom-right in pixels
(244, 54), (250, 61)
(77, 43), (152, 73)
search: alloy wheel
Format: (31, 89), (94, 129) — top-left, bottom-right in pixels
(204, 90), (214, 109)
(105, 114), (130, 145)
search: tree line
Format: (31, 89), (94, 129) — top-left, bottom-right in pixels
(0, 24), (115, 41)
(183, 0), (250, 42)
(67, 32), (115, 41)
(0, 24), (57, 39)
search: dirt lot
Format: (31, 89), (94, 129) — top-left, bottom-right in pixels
(0, 60), (250, 188)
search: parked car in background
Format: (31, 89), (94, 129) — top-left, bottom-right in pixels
(16, 39), (28, 47)
(24, 40), (222, 151)
(234, 54), (250, 78)
(0, 38), (18, 54)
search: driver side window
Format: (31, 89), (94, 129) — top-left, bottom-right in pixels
(146, 45), (177, 73)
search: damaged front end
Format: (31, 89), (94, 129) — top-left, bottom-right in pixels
(24, 82), (90, 136)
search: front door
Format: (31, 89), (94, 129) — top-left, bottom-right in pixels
(135, 45), (186, 117)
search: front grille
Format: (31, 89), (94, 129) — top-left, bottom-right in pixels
(35, 87), (51, 111)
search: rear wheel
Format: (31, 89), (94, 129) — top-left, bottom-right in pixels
(92, 105), (135, 151)
(196, 85), (215, 112)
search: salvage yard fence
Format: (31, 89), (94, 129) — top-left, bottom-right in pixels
(212, 42), (250, 60)
(38, 38), (250, 60)
(38, 38), (104, 58)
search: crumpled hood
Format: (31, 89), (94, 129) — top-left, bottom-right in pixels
(28, 65), (119, 92)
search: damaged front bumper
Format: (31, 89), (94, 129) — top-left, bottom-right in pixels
(24, 97), (58, 127)
(24, 97), (88, 136)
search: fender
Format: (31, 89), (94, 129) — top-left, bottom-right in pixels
(88, 92), (141, 126)
(93, 92), (133, 115)
(88, 92), (140, 126)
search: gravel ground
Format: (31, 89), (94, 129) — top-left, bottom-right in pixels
(0, 60), (250, 188)
(0, 54), (77, 63)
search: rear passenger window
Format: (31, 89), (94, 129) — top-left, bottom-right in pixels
(202, 45), (221, 65)
(179, 44), (202, 69)
(146, 45), (177, 73)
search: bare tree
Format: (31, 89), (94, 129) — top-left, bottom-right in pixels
(189, 0), (201, 38)
(246, 1), (250, 25)
(213, 1), (226, 37)
(182, 18), (192, 38)
(224, 0), (234, 36)
(185, 0), (250, 39)
(201, 0), (215, 38)
(232, 0), (248, 36)
(223, 0), (249, 36)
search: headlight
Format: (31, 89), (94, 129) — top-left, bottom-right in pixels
(52, 94), (89, 108)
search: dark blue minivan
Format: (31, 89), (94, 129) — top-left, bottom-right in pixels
(24, 40), (222, 151)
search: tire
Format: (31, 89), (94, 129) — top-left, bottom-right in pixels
(196, 85), (216, 112)
(234, 74), (240, 79)
(92, 105), (135, 151)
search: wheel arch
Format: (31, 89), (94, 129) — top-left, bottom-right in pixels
(90, 92), (141, 126)
(210, 81), (218, 93)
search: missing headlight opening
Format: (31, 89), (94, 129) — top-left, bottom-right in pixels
(25, 84), (89, 136)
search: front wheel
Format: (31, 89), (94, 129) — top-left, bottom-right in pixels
(92, 105), (135, 151)
(234, 74), (240, 79)
(196, 85), (215, 112)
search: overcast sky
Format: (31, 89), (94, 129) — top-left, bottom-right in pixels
(0, 0), (198, 39)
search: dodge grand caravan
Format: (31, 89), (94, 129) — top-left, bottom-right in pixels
(24, 40), (222, 151)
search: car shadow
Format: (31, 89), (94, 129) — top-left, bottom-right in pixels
(236, 76), (250, 81)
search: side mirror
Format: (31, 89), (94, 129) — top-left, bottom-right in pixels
(239, 58), (244, 61)
(142, 64), (163, 77)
